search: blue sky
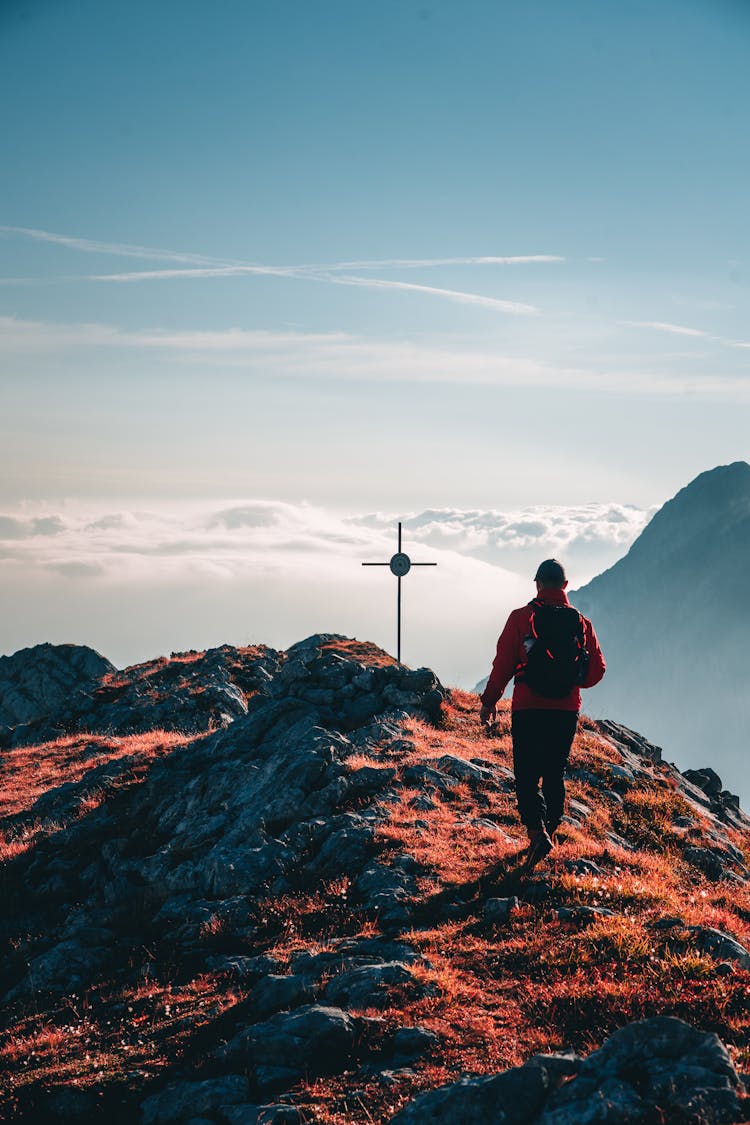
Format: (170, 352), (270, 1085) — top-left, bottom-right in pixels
(0, 1), (749, 683)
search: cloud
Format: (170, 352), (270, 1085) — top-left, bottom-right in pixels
(324, 255), (564, 269)
(83, 267), (539, 315)
(3, 315), (749, 398)
(0, 225), (231, 267)
(353, 504), (656, 579)
(0, 499), (651, 585)
(0, 499), (651, 685)
(1, 225), (564, 273)
(0, 515), (66, 539)
(625, 321), (709, 338)
(321, 274), (539, 314)
(1, 226), (554, 316)
(90, 265), (307, 282)
(623, 320), (750, 355)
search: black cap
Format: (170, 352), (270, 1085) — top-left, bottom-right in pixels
(534, 558), (566, 585)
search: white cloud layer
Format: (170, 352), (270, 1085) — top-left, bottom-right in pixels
(3, 315), (749, 397)
(0, 499), (650, 687)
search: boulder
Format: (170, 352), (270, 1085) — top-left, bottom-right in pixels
(539, 1016), (744, 1124)
(683, 846), (734, 881)
(0, 642), (114, 726)
(392, 1018), (745, 1125)
(323, 961), (421, 1009)
(390, 1025), (440, 1060)
(484, 897), (519, 925)
(218, 1005), (361, 1089)
(390, 1061), (551, 1123)
(690, 927), (750, 969)
(250, 974), (314, 1018)
(141, 1075), (251, 1124)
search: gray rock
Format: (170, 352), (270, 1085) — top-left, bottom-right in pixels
(410, 794), (437, 811)
(402, 763), (456, 794)
(557, 905), (616, 922)
(218, 1005), (360, 1088)
(221, 1108), (261, 1125)
(684, 846), (733, 881)
(540, 1016), (743, 1125)
(472, 819), (516, 841)
(205, 954), (281, 979)
(683, 767), (723, 798)
(309, 816), (374, 877)
(336, 936), (422, 965)
(568, 798), (592, 818)
(251, 974), (314, 1018)
(391, 1024), (439, 1059)
(256, 1107), (303, 1125)
(392, 1017), (745, 1125)
(649, 915), (686, 930)
(484, 897), (519, 924)
(525, 1051), (581, 1081)
(390, 1061), (551, 1123)
(0, 642), (114, 726)
(523, 880), (553, 904)
(434, 754), (497, 785)
(690, 926), (750, 969)
(7, 936), (112, 1000)
(32, 1086), (100, 1122)
(324, 961), (420, 1009)
(604, 831), (636, 852)
(564, 859), (604, 877)
(141, 1075), (251, 1124)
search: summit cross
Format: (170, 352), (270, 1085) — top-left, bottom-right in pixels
(361, 522), (437, 665)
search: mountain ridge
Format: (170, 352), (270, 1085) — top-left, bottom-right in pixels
(1, 636), (749, 1123)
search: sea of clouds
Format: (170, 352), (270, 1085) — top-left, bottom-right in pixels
(0, 499), (654, 688)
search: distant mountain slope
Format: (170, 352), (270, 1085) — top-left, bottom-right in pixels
(572, 462), (750, 799)
(1, 636), (749, 1122)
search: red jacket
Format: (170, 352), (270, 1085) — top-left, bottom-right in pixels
(481, 587), (606, 712)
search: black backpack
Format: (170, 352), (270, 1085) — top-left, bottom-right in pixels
(516, 600), (589, 698)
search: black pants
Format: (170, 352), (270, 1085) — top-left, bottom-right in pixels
(511, 709), (579, 833)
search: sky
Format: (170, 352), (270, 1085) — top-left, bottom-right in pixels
(1, 1), (749, 695)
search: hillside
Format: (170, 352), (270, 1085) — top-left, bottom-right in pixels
(1, 637), (750, 1124)
(572, 461), (750, 800)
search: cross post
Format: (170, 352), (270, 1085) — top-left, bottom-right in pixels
(361, 521), (437, 664)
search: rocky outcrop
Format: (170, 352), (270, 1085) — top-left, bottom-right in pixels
(2, 634), (749, 1124)
(392, 1017), (747, 1124)
(0, 642), (114, 732)
(4, 644), (282, 745)
(3, 634), (444, 747)
(2, 637), (446, 1005)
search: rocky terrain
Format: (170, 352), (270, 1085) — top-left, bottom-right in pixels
(0, 642), (115, 731)
(1, 636), (749, 1123)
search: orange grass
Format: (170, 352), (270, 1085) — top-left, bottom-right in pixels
(0, 974), (243, 1106)
(290, 690), (750, 1121)
(0, 729), (193, 859)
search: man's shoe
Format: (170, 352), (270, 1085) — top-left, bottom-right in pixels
(525, 827), (554, 870)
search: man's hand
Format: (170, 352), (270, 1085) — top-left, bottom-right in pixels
(480, 703), (496, 726)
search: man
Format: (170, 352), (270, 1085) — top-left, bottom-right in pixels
(480, 558), (606, 868)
